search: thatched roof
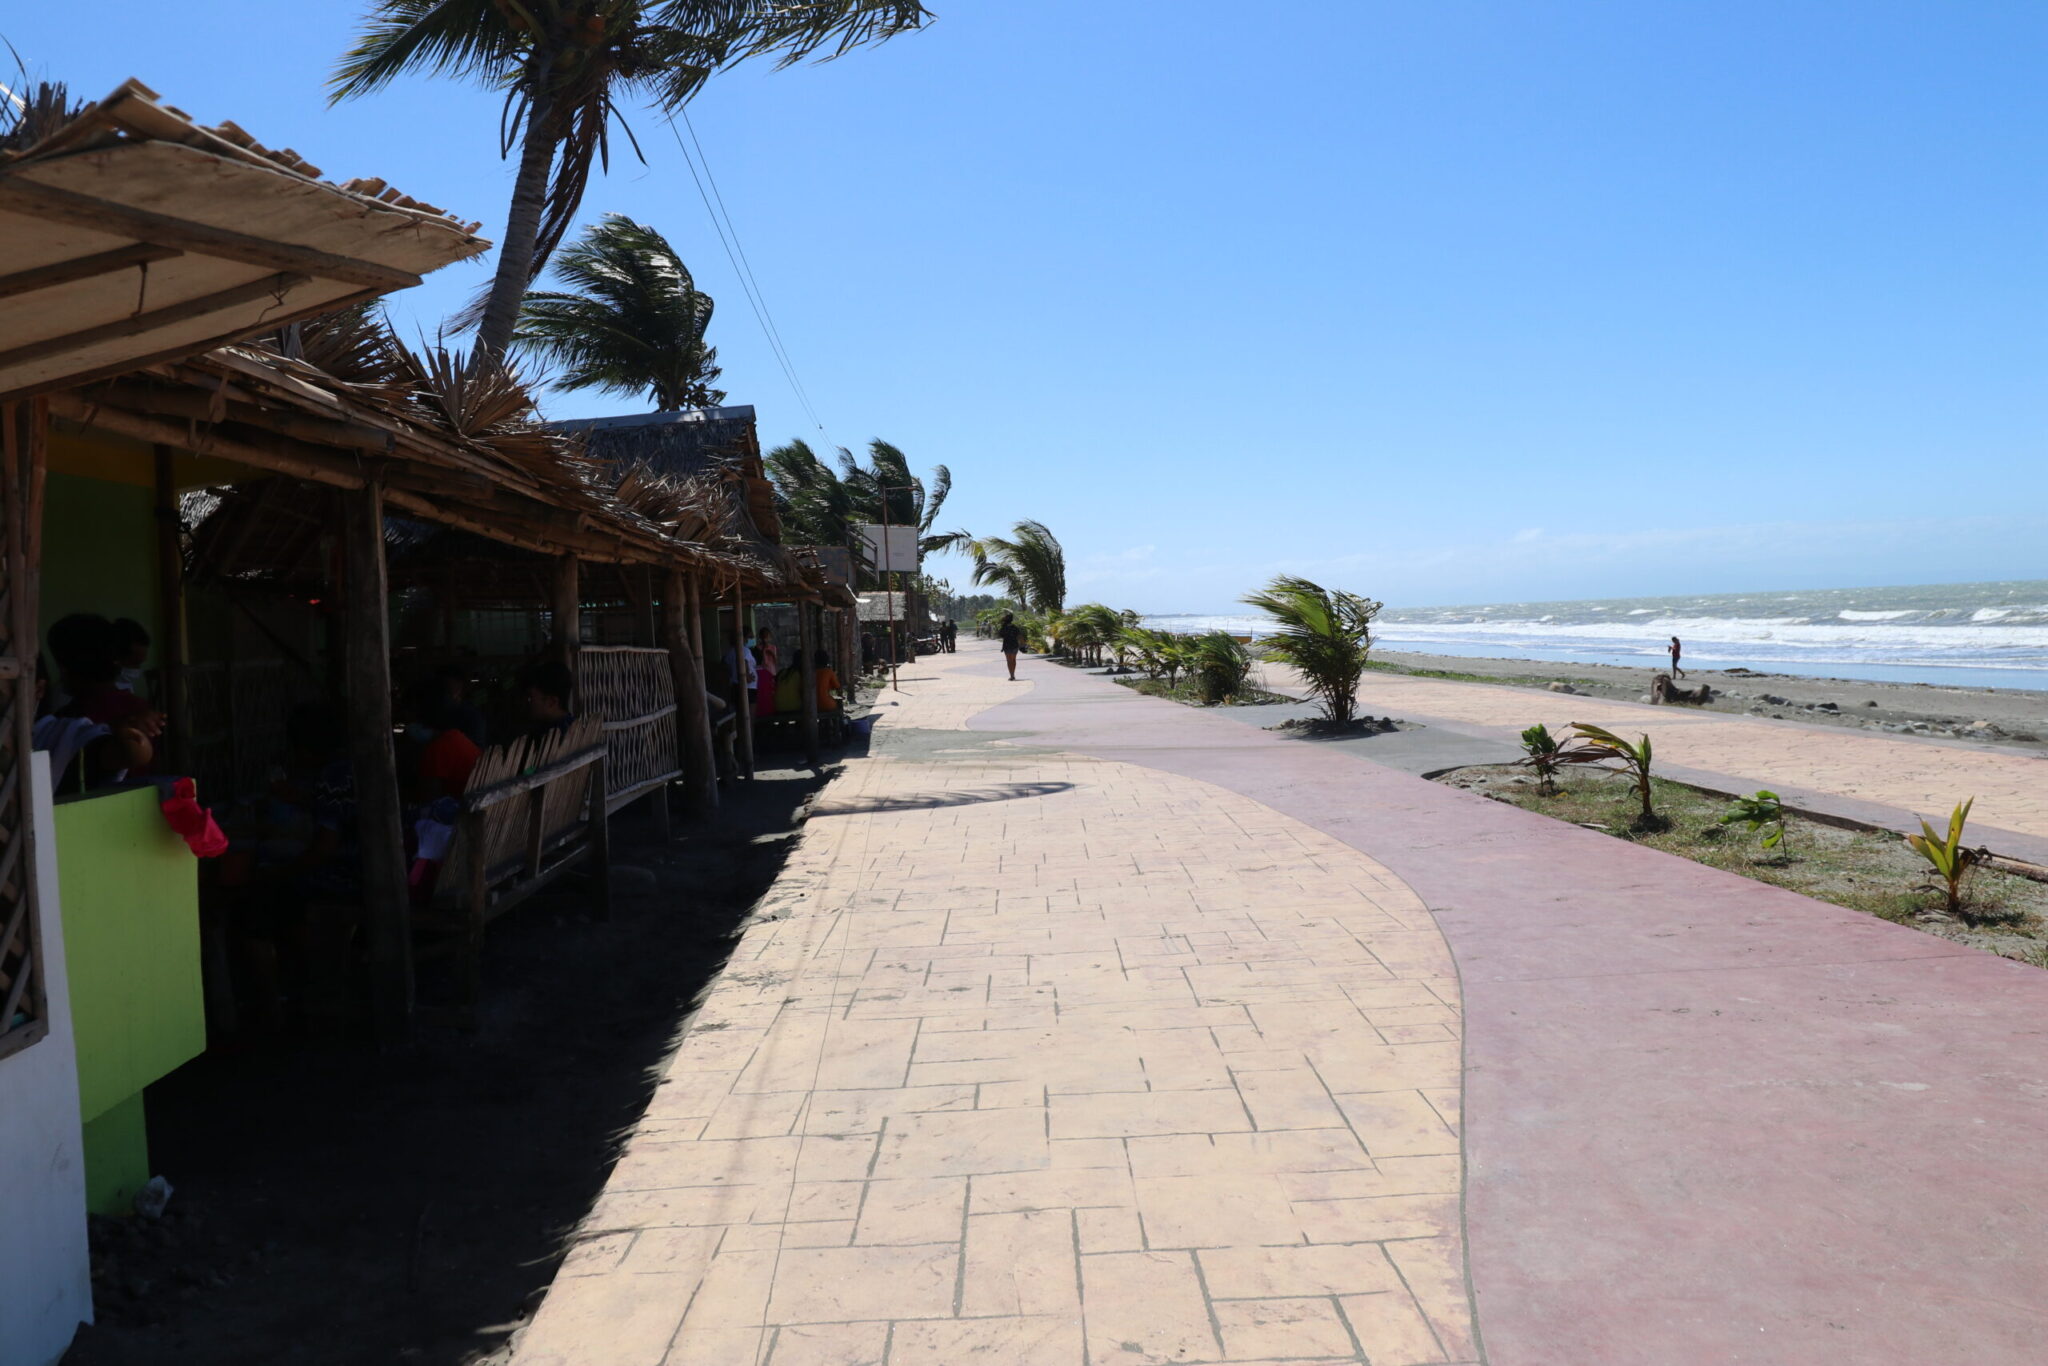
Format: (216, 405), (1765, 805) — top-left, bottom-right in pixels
(0, 79), (487, 402)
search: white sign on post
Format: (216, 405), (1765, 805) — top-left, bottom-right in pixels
(856, 524), (920, 574)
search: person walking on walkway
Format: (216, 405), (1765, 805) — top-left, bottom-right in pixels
(999, 611), (1022, 681)
(1668, 635), (1685, 679)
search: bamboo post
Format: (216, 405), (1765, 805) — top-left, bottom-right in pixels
(552, 552), (580, 667)
(342, 481), (412, 1044)
(667, 568), (718, 815)
(799, 599), (821, 767)
(151, 445), (189, 776)
(731, 582), (755, 779)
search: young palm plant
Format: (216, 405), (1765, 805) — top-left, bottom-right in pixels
(1241, 575), (1382, 725)
(515, 213), (723, 408)
(1721, 790), (1789, 854)
(1190, 631), (1254, 705)
(1906, 799), (1986, 917)
(1519, 723), (1564, 795)
(968, 520), (1066, 615)
(1555, 722), (1661, 829)
(332, 0), (930, 356)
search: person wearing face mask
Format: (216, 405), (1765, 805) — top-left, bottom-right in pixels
(112, 617), (151, 696)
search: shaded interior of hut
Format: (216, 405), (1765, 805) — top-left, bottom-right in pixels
(34, 412), (825, 1039)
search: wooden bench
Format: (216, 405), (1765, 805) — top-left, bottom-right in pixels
(415, 716), (610, 1025)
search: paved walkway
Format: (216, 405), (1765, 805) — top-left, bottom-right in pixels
(515, 658), (1477, 1366)
(514, 646), (2048, 1365)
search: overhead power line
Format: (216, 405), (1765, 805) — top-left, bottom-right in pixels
(664, 110), (830, 441)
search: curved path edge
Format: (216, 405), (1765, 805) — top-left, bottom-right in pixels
(972, 651), (2048, 1365)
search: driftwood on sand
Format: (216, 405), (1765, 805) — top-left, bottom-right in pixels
(1651, 673), (1714, 706)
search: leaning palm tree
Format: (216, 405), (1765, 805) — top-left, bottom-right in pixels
(1243, 575), (1382, 725)
(765, 437), (858, 547)
(332, 0), (931, 356)
(969, 520), (1066, 615)
(514, 213), (722, 409)
(766, 437), (965, 558)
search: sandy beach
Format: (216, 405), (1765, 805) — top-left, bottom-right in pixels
(1367, 648), (2048, 753)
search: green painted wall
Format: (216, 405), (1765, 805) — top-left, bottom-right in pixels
(54, 786), (205, 1213)
(80, 1092), (149, 1216)
(41, 470), (161, 660)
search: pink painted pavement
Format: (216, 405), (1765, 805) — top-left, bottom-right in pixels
(985, 649), (2048, 1364)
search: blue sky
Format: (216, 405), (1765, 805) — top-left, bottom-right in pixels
(11, 2), (2045, 611)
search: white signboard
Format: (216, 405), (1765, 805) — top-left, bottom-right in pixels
(857, 523), (920, 574)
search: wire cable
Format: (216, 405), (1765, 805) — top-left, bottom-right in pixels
(663, 111), (830, 440)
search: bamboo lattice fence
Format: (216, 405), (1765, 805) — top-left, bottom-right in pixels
(577, 645), (679, 813)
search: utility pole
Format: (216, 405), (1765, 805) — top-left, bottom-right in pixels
(876, 484), (917, 692)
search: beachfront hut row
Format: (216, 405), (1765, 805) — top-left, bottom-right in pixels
(0, 81), (844, 1366)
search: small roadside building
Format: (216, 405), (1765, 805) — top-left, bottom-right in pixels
(0, 80), (826, 1366)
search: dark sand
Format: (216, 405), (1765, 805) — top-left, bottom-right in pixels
(1369, 648), (2048, 752)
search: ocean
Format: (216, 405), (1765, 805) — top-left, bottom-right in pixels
(1141, 579), (2048, 692)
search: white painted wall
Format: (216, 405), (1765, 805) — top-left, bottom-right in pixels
(0, 754), (93, 1366)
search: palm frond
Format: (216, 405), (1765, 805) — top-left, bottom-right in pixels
(330, 0), (521, 102)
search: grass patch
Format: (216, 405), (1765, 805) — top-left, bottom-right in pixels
(1115, 675), (1292, 707)
(1362, 658), (1605, 691)
(1440, 766), (2048, 965)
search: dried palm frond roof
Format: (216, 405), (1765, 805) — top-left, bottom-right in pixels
(53, 314), (802, 590)
(0, 78), (487, 401)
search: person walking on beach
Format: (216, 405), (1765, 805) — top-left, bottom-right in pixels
(1668, 635), (1685, 678)
(998, 611), (1022, 681)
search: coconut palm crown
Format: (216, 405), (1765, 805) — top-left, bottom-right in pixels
(766, 437), (966, 560)
(969, 520), (1066, 615)
(331, 0), (931, 356)
(1242, 574), (1382, 724)
(515, 213), (723, 410)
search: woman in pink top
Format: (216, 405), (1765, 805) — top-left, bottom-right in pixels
(754, 628), (780, 717)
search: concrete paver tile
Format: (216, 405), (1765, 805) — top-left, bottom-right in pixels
(590, 1184), (767, 1230)
(1081, 1250), (1223, 1365)
(766, 1321), (890, 1366)
(1049, 1088), (1251, 1140)
(971, 1166), (1135, 1213)
(1336, 1291), (1447, 1365)
(854, 1177), (966, 1246)
(515, 1270), (694, 1366)
(1135, 1173), (1302, 1248)
(1234, 1068), (1349, 1131)
(558, 1231), (635, 1276)
(616, 1226), (720, 1275)
(763, 1244), (958, 1324)
(799, 1086), (978, 1135)
(1077, 1204), (1148, 1253)
(887, 1314), (1085, 1365)
(1197, 1243), (1404, 1298)
(1213, 1297), (1357, 1360)
(1333, 1092), (1460, 1158)
(872, 1107), (1049, 1178)
(962, 1208), (1083, 1317)
(1385, 1236), (1480, 1361)
(677, 1247), (776, 1329)
(1293, 1193), (1460, 1244)
(664, 1327), (765, 1366)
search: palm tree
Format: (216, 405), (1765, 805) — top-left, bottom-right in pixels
(331, 0), (931, 357)
(969, 520), (1066, 615)
(1242, 575), (1382, 724)
(514, 213), (722, 409)
(766, 437), (964, 559)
